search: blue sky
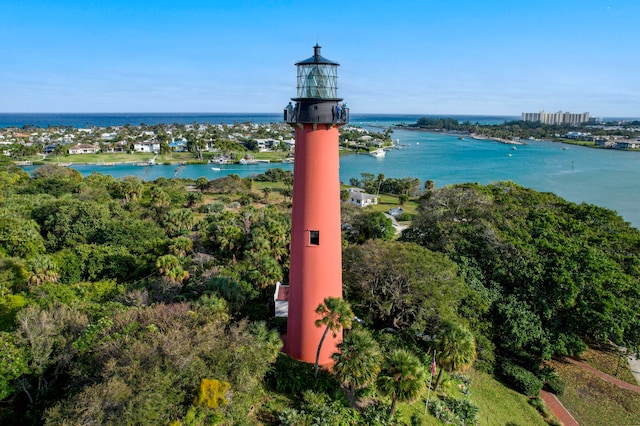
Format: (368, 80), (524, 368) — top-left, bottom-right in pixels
(1, 0), (638, 117)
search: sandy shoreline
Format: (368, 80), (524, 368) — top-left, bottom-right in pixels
(469, 133), (525, 145)
(393, 126), (525, 145)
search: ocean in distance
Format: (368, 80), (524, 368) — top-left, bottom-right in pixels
(9, 112), (640, 228)
(0, 112), (520, 128)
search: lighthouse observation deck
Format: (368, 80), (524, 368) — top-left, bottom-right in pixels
(284, 102), (349, 125)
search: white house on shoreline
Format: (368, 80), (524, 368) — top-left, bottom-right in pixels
(348, 188), (378, 208)
(133, 140), (161, 153)
(68, 143), (99, 155)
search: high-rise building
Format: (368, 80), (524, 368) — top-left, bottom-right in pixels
(521, 110), (590, 125)
(283, 45), (349, 366)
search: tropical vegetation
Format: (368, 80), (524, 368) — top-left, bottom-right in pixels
(1, 159), (639, 425)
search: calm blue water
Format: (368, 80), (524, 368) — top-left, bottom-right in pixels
(10, 113), (640, 228)
(0, 113), (283, 128)
(0, 113), (516, 129)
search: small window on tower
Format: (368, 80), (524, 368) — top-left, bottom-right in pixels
(310, 230), (320, 245)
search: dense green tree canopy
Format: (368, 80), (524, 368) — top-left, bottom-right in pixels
(0, 216), (45, 259)
(344, 211), (395, 244)
(402, 181), (640, 361)
(0, 166), (298, 424)
(343, 240), (472, 334)
(2, 161), (639, 422)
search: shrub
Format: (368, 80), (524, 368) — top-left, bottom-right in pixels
(472, 334), (495, 374)
(254, 168), (292, 183)
(428, 398), (456, 424)
(410, 413), (424, 426)
(265, 353), (337, 396)
(529, 396), (563, 425)
(441, 396), (479, 426)
(543, 373), (565, 396)
(551, 333), (587, 356)
(193, 378), (230, 409)
(395, 212), (413, 222)
(498, 361), (543, 396)
(360, 401), (398, 425)
(277, 391), (360, 426)
(528, 396), (548, 413)
(451, 373), (472, 396)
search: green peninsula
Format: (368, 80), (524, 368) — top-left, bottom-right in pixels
(400, 117), (640, 149)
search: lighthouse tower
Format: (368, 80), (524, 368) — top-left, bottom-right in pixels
(284, 45), (349, 365)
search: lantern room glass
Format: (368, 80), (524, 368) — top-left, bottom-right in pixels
(296, 63), (338, 99)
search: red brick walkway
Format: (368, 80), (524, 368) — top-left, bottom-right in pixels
(540, 389), (579, 426)
(565, 357), (640, 393)
(540, 357), (640, 426)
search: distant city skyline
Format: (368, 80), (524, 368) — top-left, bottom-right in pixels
(1, 0), (639, 117)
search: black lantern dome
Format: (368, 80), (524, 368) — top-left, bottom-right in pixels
(295, 44), (340, 100)
(285, 45), (349, 125)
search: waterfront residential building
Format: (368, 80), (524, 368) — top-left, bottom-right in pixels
(68, 143), (99, 155)
(521, 110), (590, 125)
(133, 140), (161, 153)
(349, 188), (378, 207)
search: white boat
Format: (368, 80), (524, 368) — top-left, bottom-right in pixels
(369, 148), (386, 158)
(211, 167), (221, 171)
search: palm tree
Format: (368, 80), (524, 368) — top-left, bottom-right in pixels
(168, 236), (193, 257)
(120, 176), (143, 203)
(155, 254), (189, 284)
(25, 255), (59, 286)
(216, 224), (244, 257)
(162, 208), (195, 238)
(150, 187), (171, 213)
(185, 192), (204, 208)
(314, 297), (353, 378)
(377, 348), (426, 414)
(331, 327), (382, 407)
(376, 173), (385, 195)
(433, 322), (476, 390)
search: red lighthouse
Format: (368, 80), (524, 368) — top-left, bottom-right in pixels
(284, 45), (349, 365)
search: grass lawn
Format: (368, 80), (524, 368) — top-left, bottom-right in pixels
(467, 368), (546, 426)
(33, 150), (293, 165)
(548, 356), (640, 426)
(345, 190), (420, 217)
(554, 138), (599, 148)
(394, 369), (546, 426)
(40, 152), (159, 164)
